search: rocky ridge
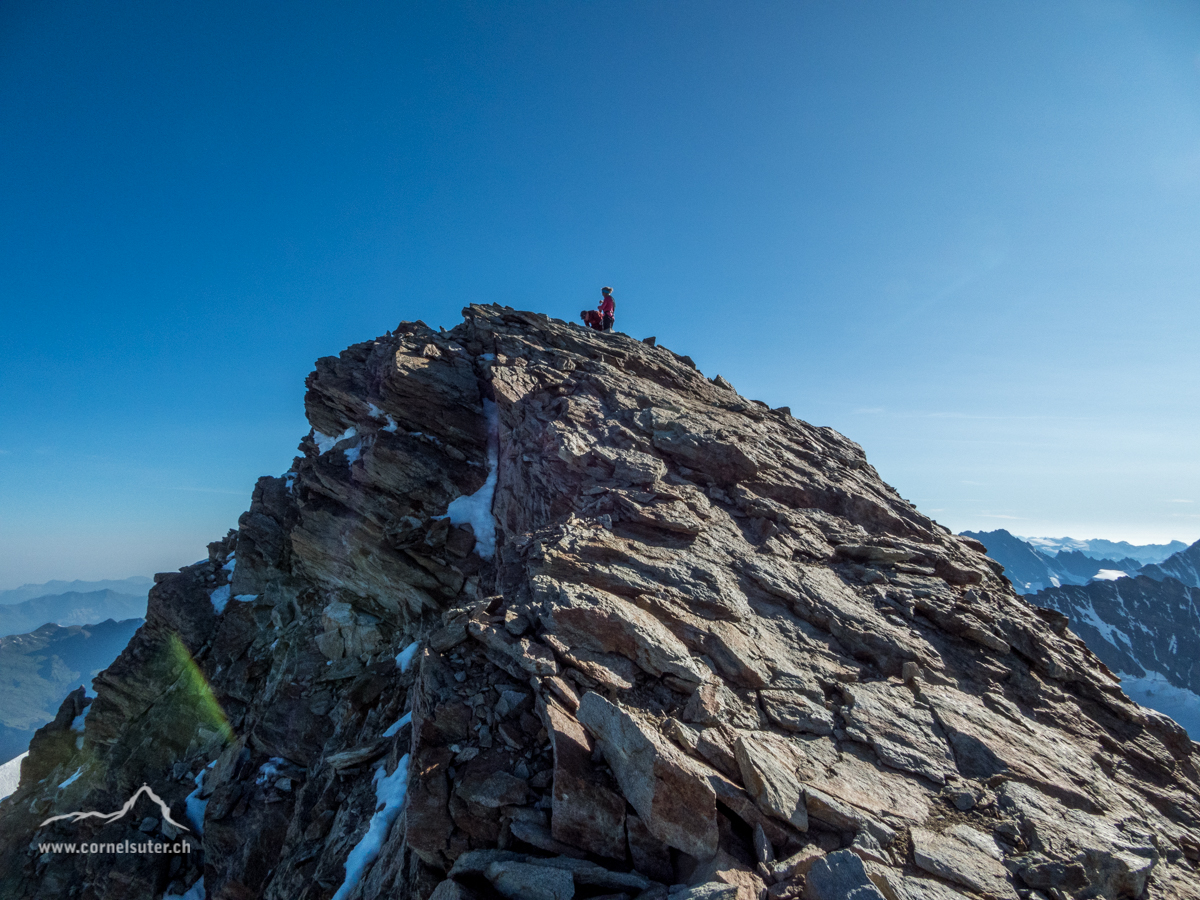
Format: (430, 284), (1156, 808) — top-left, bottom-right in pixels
(1, 304), (1199, 900)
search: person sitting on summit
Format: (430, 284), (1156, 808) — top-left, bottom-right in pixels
(598, 286), (615, 331)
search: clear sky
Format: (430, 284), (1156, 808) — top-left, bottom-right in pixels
(2, 0), (1199, 588)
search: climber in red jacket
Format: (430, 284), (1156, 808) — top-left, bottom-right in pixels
(599, 286), (615, 331)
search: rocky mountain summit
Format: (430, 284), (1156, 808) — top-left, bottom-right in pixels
(2, 304), (1199, 900)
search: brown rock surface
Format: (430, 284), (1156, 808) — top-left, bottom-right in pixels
(0, 305), (1197, 900)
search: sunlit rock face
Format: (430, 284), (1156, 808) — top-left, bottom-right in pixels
(2, 304), (1199, 900)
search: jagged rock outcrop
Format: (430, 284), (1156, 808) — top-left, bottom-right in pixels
(2, 305), (1200, 900)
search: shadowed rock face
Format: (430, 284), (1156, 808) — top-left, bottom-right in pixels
(1, 304), (1199, 900)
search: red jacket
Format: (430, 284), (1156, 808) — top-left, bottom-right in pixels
(599, 296), (615, 316)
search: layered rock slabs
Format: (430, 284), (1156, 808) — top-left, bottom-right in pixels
(2, 304), (1199, 900)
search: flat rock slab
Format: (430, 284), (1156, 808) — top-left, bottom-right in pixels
(543, 700), (626, 859)
(734, 733), (807, 831)
(759, 690), (834, 736)
(997, 780), (1158, 899)
(541, 581), (707, 685)
(486, 861), (575, 900)
(802, 850), (886, 900)
(792, 737), (932, 826)
(865, 864), (971, 900)
(670, 884), (739, 900)
(577, 692), (718, 859)
(910, 827), (1018, 899)
(689, 849), (766, 900)
(841, 681), (955, 785)
(455, 770), (528, 808)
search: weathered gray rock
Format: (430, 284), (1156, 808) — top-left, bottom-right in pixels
(455, 770), (528, 807)
(689, 849), (766, 900)
(840, 680), (955, 785)
(734, 733), (808, 831)
(540, 579), (707, 685)
(486, 860), (575, 900)
(998, 780), (1159, 900)
(768, 846), (824, 883)
(577, 692), (719, 859)
(543, 698), (627, 859)
(670, 884), (740, 900)
(627, 813), (673, 882)
(803, 850), (887, 900)
(864, 864), (971, 900)
(910, 827), (1018, 899)
(759, 689), (834, 736)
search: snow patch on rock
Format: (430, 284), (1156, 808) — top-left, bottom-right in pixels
(0, 752), (26, 800)
(331, 755), (410, 900)
(314, 427), (358, 455)
(446, 399), (500, 558)
(395, 641), (419, 673)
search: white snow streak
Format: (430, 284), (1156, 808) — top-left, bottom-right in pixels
(59, 767), (82, 789)
(0, 752), (27, 800)
(209, 584), (231, 614)
(184, 764), (216, 835)
(395, 641), (419, 673)
(445, 399), (500, 558)
(70, 703), (91, 733)
(256, 758), (285, 785)
(331, 755), (410, 900)
(1075, 601), (1131, 649)
(1092, 569), (1127, 582)
(367, 404), (399, 433)
(314, 427), (358, 454)
(383, 711), (412, 738)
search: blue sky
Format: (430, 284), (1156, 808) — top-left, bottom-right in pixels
(2, 0), (1199, 588)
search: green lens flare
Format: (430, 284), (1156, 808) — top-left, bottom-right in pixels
(166, 633), (234, 744)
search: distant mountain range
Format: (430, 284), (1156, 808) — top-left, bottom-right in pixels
(0, 618), (143, 764)
(960, 529), (1144, 593)
(0, 576), (152, 606)
(1019, 536), (1186, 565)
(0, 590), (147, 639)
(0, 578), (152, 764)
(965, 529), (1200, 736)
